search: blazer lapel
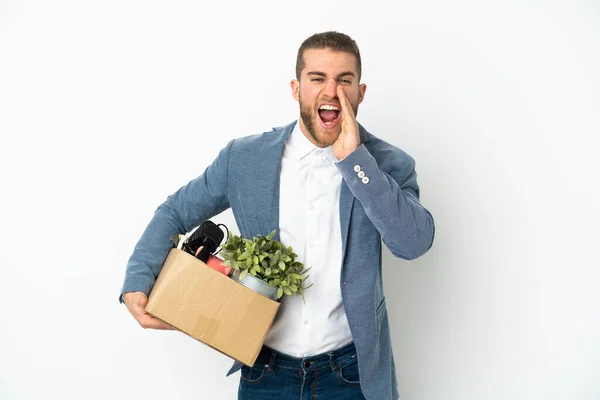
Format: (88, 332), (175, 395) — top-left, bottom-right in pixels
(257, 121), (296, 241)
(255, 121), (369, 261)
(339, 123), (371, 266)
(339, 181), (355, 264)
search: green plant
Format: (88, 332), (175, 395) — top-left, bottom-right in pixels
(220, 230), (313, 300)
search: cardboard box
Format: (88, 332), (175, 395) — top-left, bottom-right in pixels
(146, 248), (280, 366)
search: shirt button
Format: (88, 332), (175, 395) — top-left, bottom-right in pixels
(358, 171), (365, 178)
(303, 361), (310, 368)
(304, 320), (308, 325)
(354, 165), (361, 172)
(308, 242), (315, 248)
(362, 177), (370, 184)
(309, 204), (315, 211)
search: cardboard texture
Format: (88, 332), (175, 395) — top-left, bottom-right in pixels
(146, 248), (280, 366)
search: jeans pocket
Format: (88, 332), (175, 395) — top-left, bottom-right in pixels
(336, 354), (361, 387)
(240, 363), (268, 385)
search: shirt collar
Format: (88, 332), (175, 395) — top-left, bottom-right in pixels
(285, 122), (318, 160)
(286, 121), (337, 163)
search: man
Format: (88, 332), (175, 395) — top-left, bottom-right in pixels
(120, 31), (435, 399)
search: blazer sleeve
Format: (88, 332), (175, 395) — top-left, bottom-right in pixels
(118, 139), (234, 302)
(336, 144), (435, 260)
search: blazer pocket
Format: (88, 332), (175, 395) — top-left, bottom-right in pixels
(375, 297), (387, 338)
(376, 297), (387, 316)
(240, 363), (269, 385)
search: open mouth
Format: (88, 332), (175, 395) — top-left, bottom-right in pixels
(317, 104), (341, 129)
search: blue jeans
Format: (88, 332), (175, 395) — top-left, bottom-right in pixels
(238, 341), (366, 399)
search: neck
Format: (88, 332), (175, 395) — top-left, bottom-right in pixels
(297, 117), (326, 148)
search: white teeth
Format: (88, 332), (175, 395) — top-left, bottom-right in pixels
(319, 104), (340, 111)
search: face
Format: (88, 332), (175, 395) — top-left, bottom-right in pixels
(291, 48), (366, 147)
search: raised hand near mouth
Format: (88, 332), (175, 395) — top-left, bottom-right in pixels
(333, 85), (361, 161)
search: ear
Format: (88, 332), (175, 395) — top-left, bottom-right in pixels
(358, 83), (367, 104)
(290, 79), (300, 102)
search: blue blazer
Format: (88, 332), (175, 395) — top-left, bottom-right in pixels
(120, 121), (435, 399)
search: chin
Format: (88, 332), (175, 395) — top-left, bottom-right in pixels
(314, 127), (340, 147)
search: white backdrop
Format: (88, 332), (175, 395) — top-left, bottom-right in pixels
(1, 1), (599, 399)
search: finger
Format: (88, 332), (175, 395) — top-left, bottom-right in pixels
(131, 298), (173, 330)
(336, 86), (349, 135)
(337, 86), (356, 120)
(138, 314), (176, 330)
(130, 296), (154, 320)
(336, 86), (348, 120)
(131, 299), (175, 330)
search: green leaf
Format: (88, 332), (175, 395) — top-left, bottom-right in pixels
(265, 268), (272, 276)
(289, 284), (298, 292)
(279, 261), (286, 271)
(267, 230), (276, 240)
(253, 255), (259, 265)
(237, 253), (250, 261)
(239, 269), (248, 280)
(291, 273), (303, 280)
(283, 287), (292, 296)
(277, 287), (283, 299)
(222, 259), (232, 267)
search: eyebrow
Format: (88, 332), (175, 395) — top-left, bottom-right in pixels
(306, 71), (356, 79)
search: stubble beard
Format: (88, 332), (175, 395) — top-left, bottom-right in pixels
(299, 94), (359, 148)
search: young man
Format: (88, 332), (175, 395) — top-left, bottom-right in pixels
(120, 31), (435, 400)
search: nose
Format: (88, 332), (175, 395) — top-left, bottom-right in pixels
(323, 78), (338, 98)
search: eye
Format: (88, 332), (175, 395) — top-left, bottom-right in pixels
(339, 79), (352, 84)
(311, 78), (325, 82)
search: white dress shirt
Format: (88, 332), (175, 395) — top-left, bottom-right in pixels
(263, 122), (354, 357)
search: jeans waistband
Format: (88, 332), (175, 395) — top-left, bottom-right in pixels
(256, 341), (357, 373)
